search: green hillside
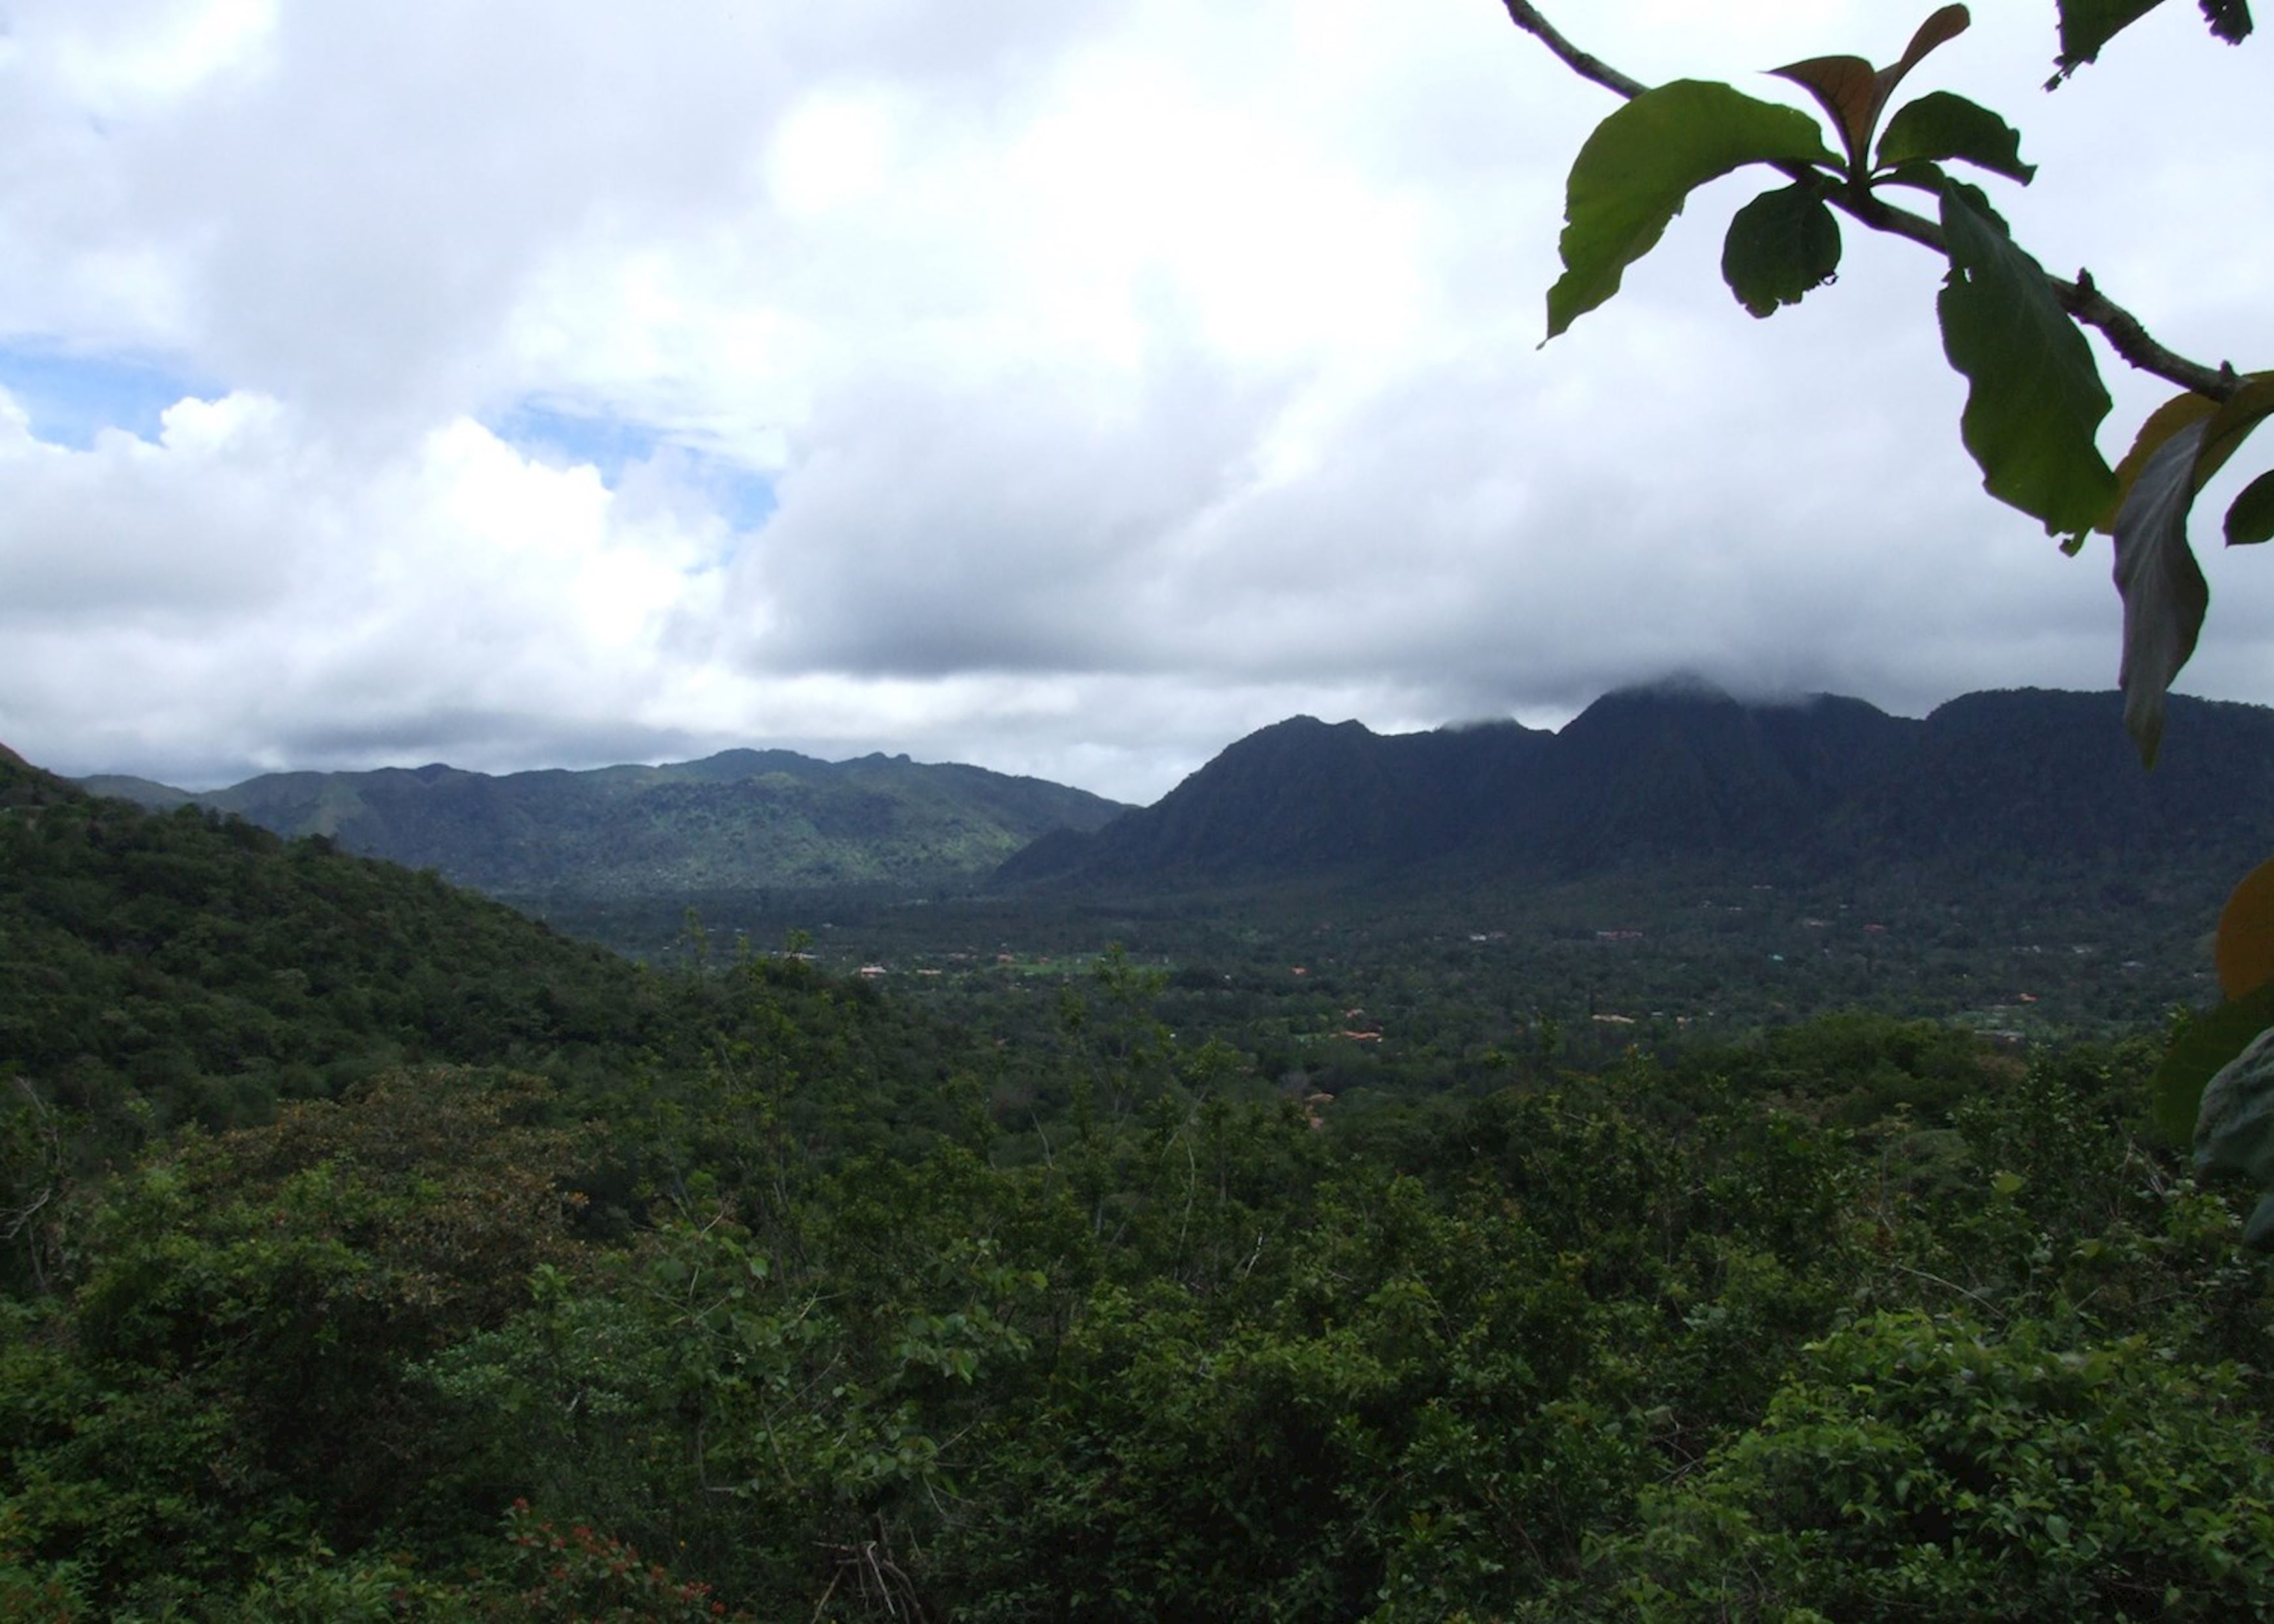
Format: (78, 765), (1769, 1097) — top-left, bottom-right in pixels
(7, 751), (652, 1140)
(1, 753), (985, 1203)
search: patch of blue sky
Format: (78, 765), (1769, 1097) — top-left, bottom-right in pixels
(492, 400), (779, 534)
(0, 343), (219, 448)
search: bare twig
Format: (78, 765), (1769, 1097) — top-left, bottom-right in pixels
(808, 1565), (844, 1624)
(1887, 1259), (2008, 1320)
(3, 1077), (63, 1295)
(1499, 3), (2243, 402)
(1499, 0), (1645, 98)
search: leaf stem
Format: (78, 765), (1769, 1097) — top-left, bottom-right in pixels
(1500, 3), (2243, 402)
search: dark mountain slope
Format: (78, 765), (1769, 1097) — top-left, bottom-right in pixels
(1006, 685), (2274, 893)
(1840, 689), (2274, 873)
(999, 717), (1556, 884)
(1499, 687), (1908, 865)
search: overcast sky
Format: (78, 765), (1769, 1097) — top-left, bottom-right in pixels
(1, 0), (2267, 804)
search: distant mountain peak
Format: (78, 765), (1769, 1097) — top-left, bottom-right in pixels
(1606, 671), (1739, 704)
(1250, 714), (1357, 736)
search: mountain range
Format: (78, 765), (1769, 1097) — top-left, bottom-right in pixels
(1001, 684), (2274, 893)
(81, 748), (1129, 901)
(71, 682), (2274, 914)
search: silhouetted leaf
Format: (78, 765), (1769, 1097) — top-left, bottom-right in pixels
(2052, 0), (2166, 82)
(2113, 417), (2209, 765)
(1939, 175), (2009, 233)
(2228, 470), (2274, 547)
(1546, 81), (1838, 341)
(1874, 7), (1977, 134)
(1934, 185), (2115, 536)
(2202, 0), (2254, 44)
(1770, 55), (1879, 164)
(1774, 7), (1971, 168)
(1875, 92), (2035, 182)
(1721, 183), (1842, 317)
(1892, 7), (1977, 78)
(2054, 0), (2248, 82)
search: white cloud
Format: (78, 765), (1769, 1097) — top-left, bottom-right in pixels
(0, 0), (2269, 805)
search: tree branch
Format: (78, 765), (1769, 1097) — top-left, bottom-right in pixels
(2058, 273), (2236, 398)
(1498, 1), (1646, 100)
(1500, 2), (2243, 402)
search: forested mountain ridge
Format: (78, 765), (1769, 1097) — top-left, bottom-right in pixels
(80, 746), (1129, 901)
(1005, 684), (2274, 888)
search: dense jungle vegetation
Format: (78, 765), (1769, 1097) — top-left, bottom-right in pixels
(5, 751), (2274, 1620)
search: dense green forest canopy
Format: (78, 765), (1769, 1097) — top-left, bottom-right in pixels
(5, 749), (2273, 1619)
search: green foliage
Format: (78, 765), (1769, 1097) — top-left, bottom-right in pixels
(2054, 0), (2171, 77)
(10, 740), (2274, 1619)
(2192, 1025), (2274, 1243)
(1532, 5), (2267, 762)
(7, 991), (2270, 1619)
(1875, 91), (2036, 183)
(0, 1071), (588, 1608)
(0, 767), (667, 1151)
(489, 1501), (757, 1623)
(2054, 0), (2253, 82)
(1595, 1311), (2274, 1619)
(1768, 6), (1971, 170)
(2150, 978), (2274, 1141)
(1936, 183), (2117, 537)
(1720, 181), (1842, 318)
(1545, 80), (1837, 339)
(2227, 468), (2274, 545)
(2112, 417), (2213, 763)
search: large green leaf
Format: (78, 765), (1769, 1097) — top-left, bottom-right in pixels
(2228, 469), (2274, 546)
(2152, 976), (2274, 1143)
(2113, 417), (2210, 765)
(1933, 185), (2115, 537)
(1545, 81), (1838, 341)
(1875, 92), (2035, 183)
(1720, 183), (1842, 318)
